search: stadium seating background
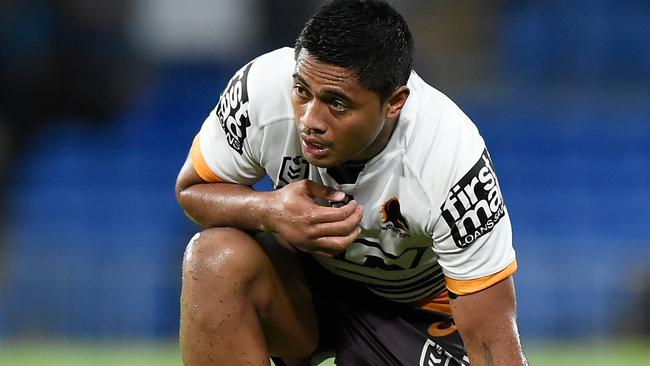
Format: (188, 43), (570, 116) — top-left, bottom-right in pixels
(0, 0), (648, 344)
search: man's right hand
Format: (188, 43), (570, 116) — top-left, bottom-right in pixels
(263, 180), (363, 257)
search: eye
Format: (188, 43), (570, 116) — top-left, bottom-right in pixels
(330, 99), (347, 112)
(293, 84), (310, 99)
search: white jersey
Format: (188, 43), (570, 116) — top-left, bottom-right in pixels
(191, 47), (517, 304)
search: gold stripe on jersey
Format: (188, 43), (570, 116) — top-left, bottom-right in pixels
(444, 259), (518, 296)
(418, 290), (452, 316)
(191, 134), (225, 183)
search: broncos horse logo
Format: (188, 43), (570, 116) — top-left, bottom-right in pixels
(381, 197), (409, 233)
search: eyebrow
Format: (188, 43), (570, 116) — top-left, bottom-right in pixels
(292, 73), (354, 104)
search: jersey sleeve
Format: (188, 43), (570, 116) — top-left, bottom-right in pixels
(433, 144), (517, 295)
(427, 103), (517, 296)
(190, 60), (266, 185)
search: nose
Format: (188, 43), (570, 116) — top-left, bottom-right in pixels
(299, 99), (328, 135)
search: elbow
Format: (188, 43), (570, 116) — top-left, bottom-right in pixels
(175, 182), (187, 207)
(177, 193), (205, 227)
(175, 180), (190, 211)
(175, 181), (202, 226)
(457, 324), (486, 350)
(458, 314), (519, 348)
(457, 318), (526, 365)
(175, 156), (212, 226)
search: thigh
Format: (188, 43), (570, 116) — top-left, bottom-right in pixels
(181, 228), (318, 363)
(299, 258), (468, 365)
(332, 304), (468, 366)
(253, 232), (320, 357)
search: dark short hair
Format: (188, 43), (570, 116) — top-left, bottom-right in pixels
(295, 0), (413, 103)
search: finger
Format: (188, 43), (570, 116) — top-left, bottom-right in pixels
(307, 200), (361, 224)
(304, 180), (345, 201)
(310, 205), (363, 237)
(309, 226), (363, 256)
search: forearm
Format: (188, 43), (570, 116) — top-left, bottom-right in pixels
(175, 156), (362, 254)
(177, 182), (275, 231)
(450, 277), (527, 366)
(461, 327), (527, 366)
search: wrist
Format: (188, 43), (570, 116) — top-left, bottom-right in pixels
(249, 190), (278, 233)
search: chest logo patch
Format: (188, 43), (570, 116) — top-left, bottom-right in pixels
(380, 197), (409, 237)
(277, 156), (310, 188)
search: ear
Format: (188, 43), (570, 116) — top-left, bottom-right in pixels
(384, 86), (410, 120)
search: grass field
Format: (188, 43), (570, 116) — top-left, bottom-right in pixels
(0, 340), (648, 365)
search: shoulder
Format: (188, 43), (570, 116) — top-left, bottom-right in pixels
(247, 47), (296, 84)
(401, 72), (487, 206)
(207, 48), (295, 159)
(403, 72), (485, 174)
(216, 47), (296, 131)
(247, 48), (296, 127)
(247, 47), (296, 94)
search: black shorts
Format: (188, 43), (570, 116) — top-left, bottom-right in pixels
(277, 254), (470, 366)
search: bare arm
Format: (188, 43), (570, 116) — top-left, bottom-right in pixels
(450, 276), (527, 366)
(175, 156), (278, 231)
(175, 156), (363, 256)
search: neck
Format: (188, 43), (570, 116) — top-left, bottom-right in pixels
(357, 115), (399, 163)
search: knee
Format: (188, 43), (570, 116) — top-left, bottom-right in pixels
(182, 228), (265, 285)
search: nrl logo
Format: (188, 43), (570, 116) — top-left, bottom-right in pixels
(380, 197), (409, 238)
(277, 156), (310, 188)
(419, 339), (468, 366)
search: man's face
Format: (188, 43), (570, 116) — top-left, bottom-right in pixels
(291, 49), (392, 168)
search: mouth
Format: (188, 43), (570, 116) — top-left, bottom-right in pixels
(301, 136), (331, 157)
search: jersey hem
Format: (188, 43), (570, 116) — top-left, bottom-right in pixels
(444, 259), (517, 295)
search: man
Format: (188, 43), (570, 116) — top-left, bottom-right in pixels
(175, 1), (527, 365)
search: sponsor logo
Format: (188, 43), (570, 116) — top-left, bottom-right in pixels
(440, 149), (505, 248)
(380, 197), (410, 238)
(277, 156), (310, 187)
(346, 238), (429, 270)
(216, 61), (253, 155)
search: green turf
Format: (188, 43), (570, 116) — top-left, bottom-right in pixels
(525, 340), (650, 366)
(0, 341), (182, 366)
(0, 340), (648, 365)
